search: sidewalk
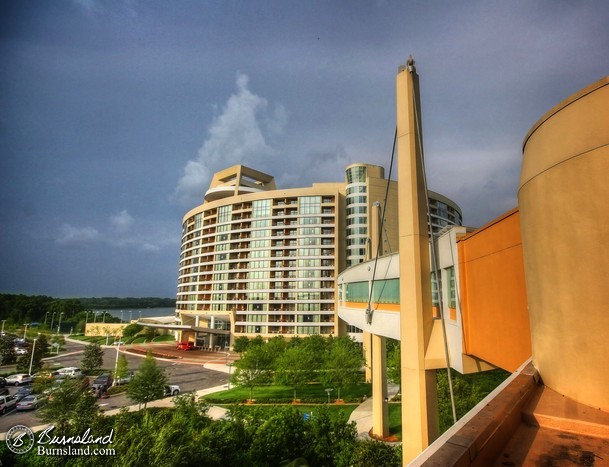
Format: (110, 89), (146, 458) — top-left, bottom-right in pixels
(347, 382), (400, 439)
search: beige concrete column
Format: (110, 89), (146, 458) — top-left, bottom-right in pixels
(362, 331), (373, 383)
(397, 59), (439, 464)
(371, 333), (389, 438)
(519, 77), (609, 411)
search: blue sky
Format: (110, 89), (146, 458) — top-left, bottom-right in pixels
(1, 0), (608, 298)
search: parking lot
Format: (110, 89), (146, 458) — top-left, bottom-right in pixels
(0, 339), (230, 433)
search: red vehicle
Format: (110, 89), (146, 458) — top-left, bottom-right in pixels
(176, 341), (195, 350)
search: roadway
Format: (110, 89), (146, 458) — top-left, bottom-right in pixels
(0, 339), (230, 433)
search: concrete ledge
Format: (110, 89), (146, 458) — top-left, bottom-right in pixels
(410, 359), (538, 466)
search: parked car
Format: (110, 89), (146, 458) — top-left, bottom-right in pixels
(14, 387), (34, 401)
(114, 371), (135, 385)
(57, 367), (83, 378)
(176, 341), (195, 350)
(0, 395), (17, 415)
(0, 388), (9, 397)
(91, 374), (112, 397)
(32, 370), (61, 381)
(14, 347), (27, 355)
(5, 374), (32, 386)
(16, 394), (42, 411)
(164, 385), (181, 396)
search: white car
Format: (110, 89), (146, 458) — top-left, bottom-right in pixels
(0, 395), (17, 415)
(57, 367), (83, 378)
(14, 347), (27, 355)
(164, 385), (181, 396)
(5, 374), (33, 386)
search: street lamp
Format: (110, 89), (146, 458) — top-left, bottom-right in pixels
(102, 311), (106, 323)
(325, 388), (333, 404)
(113, 337), (122, 386)
(57, 312), (64, 334)
(1, 320), (6, 334)
(43, 312), (49, 328)
(227, 363), (233, 390)
(139, 310), (142, 321)
(28, 337), (38, 375)
(129, 310), (132, 322)
(50, 312), (56, 331)
(120, 310), (124, 323)
(23, 324), (29, 340)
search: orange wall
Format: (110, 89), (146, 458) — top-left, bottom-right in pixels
(457, 209), (531, 372)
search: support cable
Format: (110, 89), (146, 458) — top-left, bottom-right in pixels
(366, 127), (397, 324)
(409, 63), (458, 425)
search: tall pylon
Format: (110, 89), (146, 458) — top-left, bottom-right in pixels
(396, 57), (440, 464)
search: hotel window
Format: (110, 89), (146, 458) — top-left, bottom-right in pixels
(218, 206), (232, 223)
(194, 213), (202, 229)
(252, 199), (271, 218)
(431, 271), (441, 307)
(345, 281), (368, 303)
(447, 267), (456, 308)
(299, 196), (321, 215)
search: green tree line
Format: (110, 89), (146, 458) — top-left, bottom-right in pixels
(0, 385), (401, 466)
(231, 335), (366, 402)
(0, 294), (175, 331)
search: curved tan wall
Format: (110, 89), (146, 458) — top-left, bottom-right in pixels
(519, 77), (609, 411)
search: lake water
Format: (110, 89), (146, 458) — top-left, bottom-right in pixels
(93, 307), (176, 322)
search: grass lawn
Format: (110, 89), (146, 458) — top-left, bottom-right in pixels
(388, 403), (402, 440)
(217, 403), (359, 420)
(204, 382), (371, 404)
(152, 335), (176, 343)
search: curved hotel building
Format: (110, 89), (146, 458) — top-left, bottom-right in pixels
(175, 163), (461, 348)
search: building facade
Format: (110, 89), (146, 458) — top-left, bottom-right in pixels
(175, 163), (461, 348)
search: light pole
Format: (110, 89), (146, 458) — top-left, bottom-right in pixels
(85, 310), (89, 323)
(50, 312), (56, 331)
(1, 320), (6, 334)
(102, 311), (106, 323)
(129, 310), (132, 322)
(227, 363), (233, 390)
(113, 337), (122, 386)
(43, 312), (49, 328)
(325, 388), (333, 404)
(57, 312), (64, 334)
(23, 324), (29, 340)
(94, 311), (97, 323)
(28, 337), (38, 375)
(120, 310), (124, 323)
(139, 310), (142, 321)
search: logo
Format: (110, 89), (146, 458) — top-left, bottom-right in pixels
(6, 425), (35, 454)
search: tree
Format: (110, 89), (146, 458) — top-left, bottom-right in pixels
(0, 335), (16, 365)
(114, 353), (129, 381)
(38, 378), (99, 432)
(122, 323), (143, 338)
(127, 351), (167, 408)
(16, 335), (49, 373)
(248, 406), (309, 465)
(322, 336), (364, 400)
(387, 340), (401, 388)
(81, 342), (104, 373)
(232, 336), (250, 354)
(342, 439), (401, 467)
(231, 345), (273, 401)
(275, 344), (316, 401)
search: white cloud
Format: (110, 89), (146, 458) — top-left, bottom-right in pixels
(110, 209), (134, 233)
(56, 224), (100, 246)
(55, 212), (177, 252)
(173, 72), (287, 207)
